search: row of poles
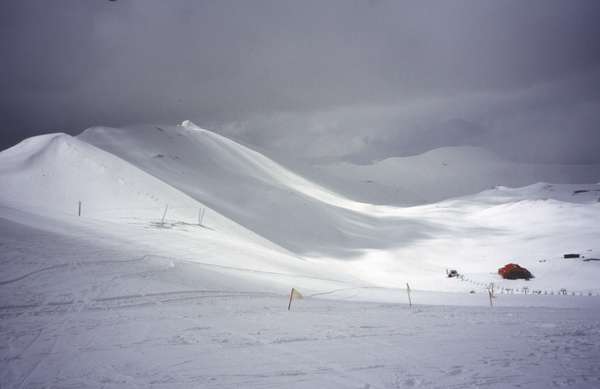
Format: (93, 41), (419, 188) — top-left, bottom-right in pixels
(76, 201), (207, 226)
(459, 275), (599, 298)
(288, 284), (415, 311)
(288, 279), (597, 311)
(159, 204), (205, 227)
(74, 200), (596, 309)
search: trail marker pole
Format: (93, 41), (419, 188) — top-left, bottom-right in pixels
(288, 289), (294, 311)
(198, 207), (205, 226)
(406, 283), (412, 308)
(78, 201), (82, 217)
(287, 288), (303, 311)
(488, 283), (495, 307)
(161, 204), (169, 226)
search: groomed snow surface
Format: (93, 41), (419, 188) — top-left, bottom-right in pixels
(1, 122), (600, 388)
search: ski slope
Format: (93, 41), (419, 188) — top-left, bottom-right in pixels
(0, 132), (337, 278)
(2, 123), (599, 293)
(1, 123), (600, 387)
(1, 212), (599, 388)
(79, 122), (412, 257)
(76, 122), (600, 292)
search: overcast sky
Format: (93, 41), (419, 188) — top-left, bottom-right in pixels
(1, 0), (600, 164)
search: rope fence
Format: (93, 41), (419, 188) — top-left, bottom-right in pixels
(457, 274), (600, 297)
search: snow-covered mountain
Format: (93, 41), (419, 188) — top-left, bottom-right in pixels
(0, 130), (341, 282)
(2, 122), (600, 388)
(306, 146), (600, 205)
(78, 121), (413, 257)
(1, 121), (598, 293)
(0, 131), (282, 248)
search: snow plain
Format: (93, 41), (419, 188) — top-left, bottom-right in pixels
(1, 121), (600, 388)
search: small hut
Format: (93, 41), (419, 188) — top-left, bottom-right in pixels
(498, 263), (534, 280)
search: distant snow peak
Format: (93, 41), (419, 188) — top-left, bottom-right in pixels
(180, 120), (203, 131)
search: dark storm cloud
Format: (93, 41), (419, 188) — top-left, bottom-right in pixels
(1, 0), (600, 163)
(224, 68), (600, 164)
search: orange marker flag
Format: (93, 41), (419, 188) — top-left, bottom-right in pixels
(288, 288), (303, 311)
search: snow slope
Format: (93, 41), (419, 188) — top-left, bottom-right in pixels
(77, 123), (600, 292)
(0, 132), (209, 223)
(0, 132), (342, 279)
(2, 232), (599, 389)
(79, 122), (417, 257)
(310, 146), (600, 205)
(2, 124), (600, 387)
(1, 211), (599, 388)
(360, 182), (600, 293)
(2, 124), (599, 294)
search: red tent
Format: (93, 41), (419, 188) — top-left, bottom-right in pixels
(498, 263), (534, 280)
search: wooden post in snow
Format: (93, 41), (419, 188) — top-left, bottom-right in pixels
(161, 204), (169, 226)
(406, 283), (412, 308)
(78, 201), (82, 216)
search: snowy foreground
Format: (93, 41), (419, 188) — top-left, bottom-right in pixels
(2, 214), (600, 389)
(1, 122), (600, 387)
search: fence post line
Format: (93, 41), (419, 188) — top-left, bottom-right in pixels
(78, 201), (82, 217)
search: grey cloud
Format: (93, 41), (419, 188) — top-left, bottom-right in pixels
(1, 0), (600, 163)
(221, 69), (600, 164)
